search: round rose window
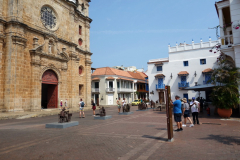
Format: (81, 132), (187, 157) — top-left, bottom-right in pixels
(41, 6), (57, 30)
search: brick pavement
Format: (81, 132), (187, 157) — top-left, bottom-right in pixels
(0, 106), (240, 160)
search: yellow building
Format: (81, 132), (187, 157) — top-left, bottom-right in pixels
(0, 0), (92, 112)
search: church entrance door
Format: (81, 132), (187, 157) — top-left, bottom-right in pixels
(41, 70), (58, 109)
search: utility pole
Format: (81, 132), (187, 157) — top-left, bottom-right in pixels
(165, 85), (173, 142)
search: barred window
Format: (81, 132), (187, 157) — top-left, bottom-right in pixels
(41, 7), (57, 29)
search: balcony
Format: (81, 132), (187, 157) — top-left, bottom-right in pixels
(156, 84), (165, 90)
(178, 82), (189, 89)
(220, 35), (233, 48)
(91, 88), (100, 93)
(106, 88), (115, 92)
(117, 88), (133, 92)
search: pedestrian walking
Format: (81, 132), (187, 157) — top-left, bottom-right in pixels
(190, 97), (200, 125)
(60, 100), (63, 109)
(79, 99), (85, 118)
(91, 99), (96, 116)
(182, 98), (194, 127)
(65, 99), (68, 109)
(200, 97), (204, 112)
(122, 99), (126, 111)
(116, 98), (121, 113)
(170, 95), (183, 132)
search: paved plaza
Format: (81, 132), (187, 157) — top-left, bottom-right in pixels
(0, 106), (240, 160)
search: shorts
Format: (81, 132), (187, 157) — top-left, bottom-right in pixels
(117, 105), (121, 109)
(92, 106), (96, 110)
(174, 113), (182, 122)
(184, 110), (190, 118)
(80, 107), (84, 111)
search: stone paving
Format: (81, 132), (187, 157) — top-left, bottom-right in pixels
(0, 106), (240, 160)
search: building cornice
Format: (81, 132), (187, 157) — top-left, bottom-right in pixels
(1, 18), (93, 56)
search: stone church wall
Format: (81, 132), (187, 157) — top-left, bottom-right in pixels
(0, 0), (92, 112)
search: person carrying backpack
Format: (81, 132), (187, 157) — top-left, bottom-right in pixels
(79, 99), (85, 118)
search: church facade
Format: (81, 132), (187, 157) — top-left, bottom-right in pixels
(0, 0), (92, 112)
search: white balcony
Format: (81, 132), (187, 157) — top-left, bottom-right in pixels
(106, 88), (115, 92)
(117, 88), (134, 92)
(220, 35), (233, 48)
(92, 88), (100, 93)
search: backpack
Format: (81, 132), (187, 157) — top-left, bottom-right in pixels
(81, 101), (85, 107)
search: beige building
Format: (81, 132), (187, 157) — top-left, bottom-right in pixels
(0, 0), (92, 112)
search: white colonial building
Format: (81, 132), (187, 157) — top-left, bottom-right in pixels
(215, 0), (240, 72)
(91, 67), (148, 106)
(147, 38), (220, 102)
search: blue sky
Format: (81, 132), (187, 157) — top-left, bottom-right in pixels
(89, 0), (219, 70)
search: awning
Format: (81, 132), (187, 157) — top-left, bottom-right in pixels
(202, 68), (213, 73)
(178, 71), (189, 76)
(92, 78), (100, 81)
(182, 84), (223, 91)
(106, 77), (115, 80)
(155, 74), (165, 78)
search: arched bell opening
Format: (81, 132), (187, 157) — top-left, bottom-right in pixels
(41, 69), (58, 109)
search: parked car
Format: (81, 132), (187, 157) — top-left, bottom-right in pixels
(132, 99), (141, 106)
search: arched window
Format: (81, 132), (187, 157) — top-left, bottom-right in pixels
(78, 39), (83, 46)
(79, 66), (83, 75)
(79, 25), (82, 35)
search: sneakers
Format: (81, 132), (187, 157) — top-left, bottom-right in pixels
(174, 128), (183, 132)
(174, 129), (180, 132)
(189, 124), (194, 127)
(182, 124), (186, 127)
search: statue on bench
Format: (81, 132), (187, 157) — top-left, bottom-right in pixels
(99, 107), (106, 117)
(122, 104), (131, 112)
(138, 102), (147, 110)
(58, 107), (72, 123)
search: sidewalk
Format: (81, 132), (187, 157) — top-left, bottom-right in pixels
(0, 107), (94, 120)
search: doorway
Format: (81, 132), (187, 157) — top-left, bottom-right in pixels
(95, 94), (99, 106)
(41, 70), (58, 109)
(158, 91), (165, 103)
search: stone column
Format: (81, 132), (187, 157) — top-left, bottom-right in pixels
(0, 34), (5, 110)
(4, 35), (27, 112)
(218, 8), (224, 38)
(85, 56), (92, 107)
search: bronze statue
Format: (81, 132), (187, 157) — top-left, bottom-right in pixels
(122, 104), (131, 112)
(138, 102), (147, 110)
(99, 106), (106, 117)
(58, 107), (72, 123)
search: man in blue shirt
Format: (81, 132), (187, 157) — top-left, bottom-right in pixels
(171, 95), (183, 132)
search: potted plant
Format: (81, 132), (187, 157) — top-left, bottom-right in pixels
(210, 52), (240, 118)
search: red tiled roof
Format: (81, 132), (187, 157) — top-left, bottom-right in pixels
(106, 77), (115, 80)
(127, 71), (145, 80)
(92, 67), (132, 78)
(155, 74), (165, 77)
(202, 68), (213, 73)
(178, 71), (189, 75)
(92, 78), (100, 81)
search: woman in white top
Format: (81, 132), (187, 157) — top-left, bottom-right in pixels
(182, 98), (194, 127)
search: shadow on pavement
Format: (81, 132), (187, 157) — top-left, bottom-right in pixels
(155, 128), (167, 130)
(199, 134), (240, 145)
(142, 135), (168, 142)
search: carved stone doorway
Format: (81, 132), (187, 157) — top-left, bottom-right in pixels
(41, 70), (58, 109)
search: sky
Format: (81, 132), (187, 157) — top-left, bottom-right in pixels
(89, 0), (220, 71)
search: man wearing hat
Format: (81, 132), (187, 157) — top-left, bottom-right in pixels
(170, 95), (183, 132)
